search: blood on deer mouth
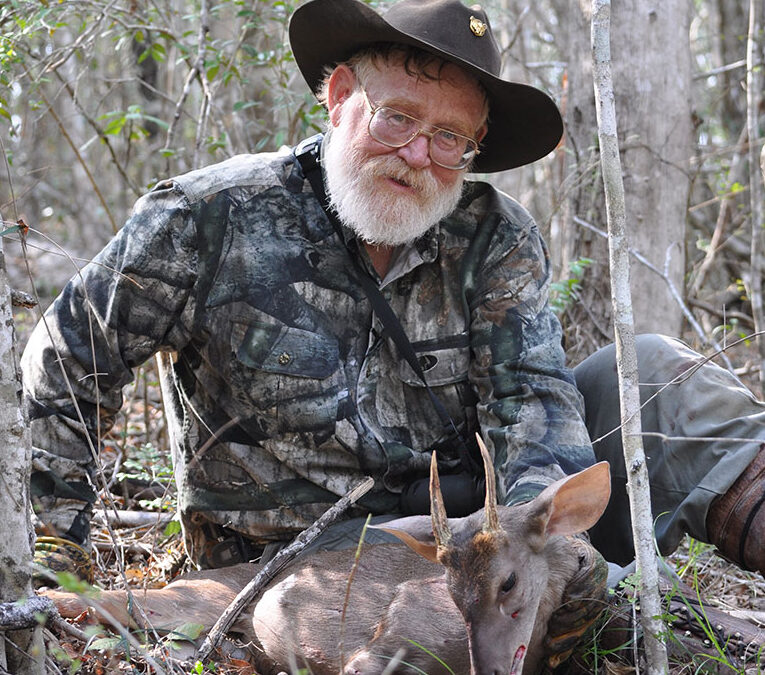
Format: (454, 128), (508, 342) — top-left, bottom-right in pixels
(509, 644), (526, 675)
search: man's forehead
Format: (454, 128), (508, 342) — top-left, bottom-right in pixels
(361, 56), (488, 128)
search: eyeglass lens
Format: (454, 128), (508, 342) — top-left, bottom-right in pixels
(369, 107), (476, 169)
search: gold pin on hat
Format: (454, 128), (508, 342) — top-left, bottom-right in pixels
(469, 14), (487, 37)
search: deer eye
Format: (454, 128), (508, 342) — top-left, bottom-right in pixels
(500, 572), (517, 594)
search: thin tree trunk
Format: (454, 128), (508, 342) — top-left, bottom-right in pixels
(746, 0), (764, 393)
(590, 3), (669, 674)
(0, 217), (44, 674)
(558, 0), (691, 362)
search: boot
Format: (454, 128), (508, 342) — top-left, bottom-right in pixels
(706, 444), (765, 574)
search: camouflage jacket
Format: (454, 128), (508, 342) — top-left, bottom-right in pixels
(21, 141), (594, 560)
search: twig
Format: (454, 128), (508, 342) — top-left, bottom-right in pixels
(42, 0), (119, 74)
(688, 125), (748, 295)
(162, 0), (209, 170)
(195, 476), (375, 663)
(693, 59), (747, 80)
(687, 298), (754, 327)
(573, 215), (736, 373)
(51, 69), (142, 198)
(338, 514), (372, 672)
(192, 0), (211, 169)
(48, 614), (90, 644)
(93, 509), (174, 528)
(0, 599), (87, 656)
(24, 68), (118, 234)
(590, 329), (765, 447)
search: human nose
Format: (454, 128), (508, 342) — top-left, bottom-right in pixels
(396, 132), (432, 169)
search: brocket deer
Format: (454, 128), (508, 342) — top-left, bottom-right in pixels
(46, 439), (611, 675)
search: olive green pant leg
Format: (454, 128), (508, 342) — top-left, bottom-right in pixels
(574, 334), (765, 565)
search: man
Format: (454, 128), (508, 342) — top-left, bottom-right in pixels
(25, 0), (597, 566)
(22, 0), (764, 646)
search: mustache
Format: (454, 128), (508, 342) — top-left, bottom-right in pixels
(361, 155), (440, 197)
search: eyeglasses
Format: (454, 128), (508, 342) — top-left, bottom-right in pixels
(360, 88), (480, 170)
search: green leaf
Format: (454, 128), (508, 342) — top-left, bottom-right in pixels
(166, 622), (205, 642)
(87, 636), (125, 652)
(163, 519), (181, 536)
(0, 224), (21, 237)
(151, 42), (166, 62)
(102, 115), (127, 136)
(232, 100), (259, 112)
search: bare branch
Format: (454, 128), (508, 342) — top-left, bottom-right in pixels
(573, 216), (736, 372)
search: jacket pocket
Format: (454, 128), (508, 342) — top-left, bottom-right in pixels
(235, 320), (339, 379)
(396, 333), (471, 387)
(231, 319), (342, 433)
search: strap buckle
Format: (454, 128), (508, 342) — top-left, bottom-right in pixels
(294, 133), (324, 175)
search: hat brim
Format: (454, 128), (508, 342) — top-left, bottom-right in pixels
(288, 0), (563, 173)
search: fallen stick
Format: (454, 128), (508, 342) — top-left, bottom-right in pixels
(0, 596), (57, 630)
(195, 476), (375, 662)
(93, 508), (174, 528)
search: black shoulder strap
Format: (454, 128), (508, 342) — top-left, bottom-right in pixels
(293, 135), (479, 474)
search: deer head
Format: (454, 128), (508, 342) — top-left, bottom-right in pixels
(378, 436), (611, 675)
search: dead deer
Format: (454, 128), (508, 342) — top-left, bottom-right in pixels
(45, 439), (611, 675)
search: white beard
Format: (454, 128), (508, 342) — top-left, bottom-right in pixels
(322, 124), (464, 246)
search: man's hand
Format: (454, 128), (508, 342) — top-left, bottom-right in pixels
(33, 536), (95, 588)
(543, 536), (610, 669)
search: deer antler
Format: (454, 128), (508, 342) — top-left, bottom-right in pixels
(476, 434), (500, 533)
(430, 451), (452, 549)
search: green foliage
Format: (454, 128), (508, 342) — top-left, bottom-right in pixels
(114, 442), (176, 512)
(163, 518), (182, 537)
(550, 257), (593, 314)
(161, 621), (207, 653)
(576, 544), (765, 673)
(100, 105), (169, 139)
(0, 0), (333, 187)
(115, 443), (173, 486)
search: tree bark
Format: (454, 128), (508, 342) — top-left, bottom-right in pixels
(559, 0), (693, 357)
(590, 3), (669, 673)
(0, 220), (44, 674)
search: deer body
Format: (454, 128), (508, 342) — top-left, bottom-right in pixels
(252, 524), (590, 675)
(45, 442), (610, 675)
(253, 544), (468, 674)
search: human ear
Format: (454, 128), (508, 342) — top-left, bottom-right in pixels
(326, 65), (357, 127)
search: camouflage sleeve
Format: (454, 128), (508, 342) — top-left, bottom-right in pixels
(466, 192), (596, 505)
(20, 182), (199, 545)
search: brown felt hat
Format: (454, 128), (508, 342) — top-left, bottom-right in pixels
(289, 0), (563, 173)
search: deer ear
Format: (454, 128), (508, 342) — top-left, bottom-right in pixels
(371, 516), (440, 563)
(528, 462), (611, 542)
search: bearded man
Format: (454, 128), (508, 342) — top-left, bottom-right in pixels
(22, 0), (765, 657)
